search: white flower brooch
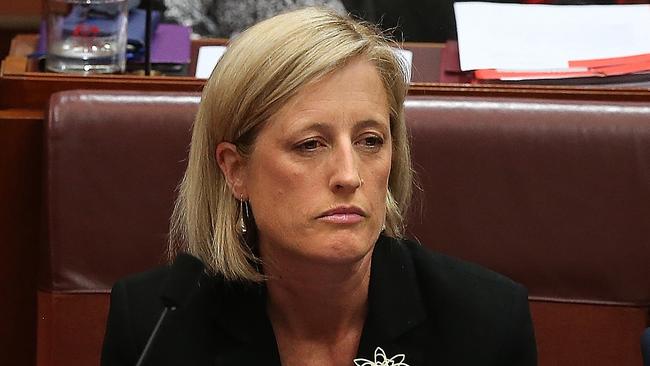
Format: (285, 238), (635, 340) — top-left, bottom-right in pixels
(353, 347), (410, 366)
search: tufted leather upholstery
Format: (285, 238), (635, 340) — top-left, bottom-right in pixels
(41, 90), (650, 366)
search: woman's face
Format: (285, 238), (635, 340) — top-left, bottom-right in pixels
(241, 58), (392, 267)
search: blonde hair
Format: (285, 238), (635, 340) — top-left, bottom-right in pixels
(169, 7), (412, 282)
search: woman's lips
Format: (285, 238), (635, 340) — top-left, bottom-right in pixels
(317, 206), (365, 224)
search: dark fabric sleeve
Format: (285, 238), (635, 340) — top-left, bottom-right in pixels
(101, 280), (139, 366)
(504, 285), (538, 366)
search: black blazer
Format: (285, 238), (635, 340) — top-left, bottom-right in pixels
(101, 236), (537, 365)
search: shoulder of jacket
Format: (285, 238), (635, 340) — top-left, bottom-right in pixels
(389, 236), (526, 297)
(115, 265), (171, 288)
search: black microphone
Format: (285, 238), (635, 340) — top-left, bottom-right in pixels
(135, 253), (205, 366)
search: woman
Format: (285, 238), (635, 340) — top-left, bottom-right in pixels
(102, 7), (537, 366)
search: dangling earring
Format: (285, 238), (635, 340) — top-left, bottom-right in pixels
(239, 194), (248, 234)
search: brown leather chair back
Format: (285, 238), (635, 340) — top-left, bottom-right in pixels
(406, 95), (650, 366)
(41, 90), (650, 366)
(41, 90), (200, 366)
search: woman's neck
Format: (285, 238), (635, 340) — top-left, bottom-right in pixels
(263, 251), (372, 341)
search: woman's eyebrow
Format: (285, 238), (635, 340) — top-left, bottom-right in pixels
(283, 121), (331, 137)
(285, 118), (388, 136)
(298, 121), (329, 132)
(354, 119), (390, 132)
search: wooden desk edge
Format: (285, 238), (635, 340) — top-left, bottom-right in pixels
(4, 34), (650, 104)
(0, 109), (43, 119)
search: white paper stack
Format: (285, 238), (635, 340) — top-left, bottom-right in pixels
(454, 2), (650, 81)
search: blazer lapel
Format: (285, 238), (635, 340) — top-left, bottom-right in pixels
(356, 236), (429, 366)
(212, 280), (281, 366)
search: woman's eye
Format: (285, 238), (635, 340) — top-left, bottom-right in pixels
(297, 139), (323, 151)
(358, 135), (384, 148)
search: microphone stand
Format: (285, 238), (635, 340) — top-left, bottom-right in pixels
(134, 306), (175, 366)
(132, 254), (203, 366)
(144, 0), (152, 76)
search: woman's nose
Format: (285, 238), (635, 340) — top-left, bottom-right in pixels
(328, 144), (362, 193)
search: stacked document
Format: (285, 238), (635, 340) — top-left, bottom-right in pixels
(454, 2), (650, 82)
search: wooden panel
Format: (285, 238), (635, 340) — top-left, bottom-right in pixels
(531, 301), (649, 366)
(0, 1), (42, 15)
(0, 25), (39, 64)
(37, 292), (110, 366)
(0, 109), (43, 366)
(0, 1), (41, 37)
(0, 72), (205, 110)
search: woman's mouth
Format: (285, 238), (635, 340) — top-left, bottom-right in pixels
(317, 206), (366, 224)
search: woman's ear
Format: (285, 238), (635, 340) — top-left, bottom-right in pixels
(216, 142), (247, 197)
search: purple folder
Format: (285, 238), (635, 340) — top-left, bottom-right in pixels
(129, 24), (191, 65)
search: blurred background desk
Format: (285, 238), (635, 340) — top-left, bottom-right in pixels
(2, 33), (650, 366)
(5, 33), (650, 109)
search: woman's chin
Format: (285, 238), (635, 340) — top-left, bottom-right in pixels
(300, 230), (377, 265)
(259, 225), (380, 267)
